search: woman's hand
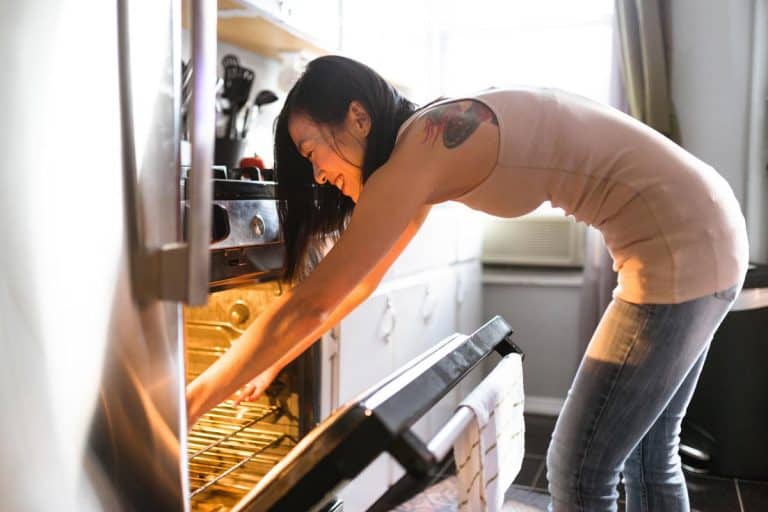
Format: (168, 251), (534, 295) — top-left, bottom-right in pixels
(187, 364), (283, 428)
(231, 364), (282, 407)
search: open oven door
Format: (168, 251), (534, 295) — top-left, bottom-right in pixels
(230, 315), (524, 512)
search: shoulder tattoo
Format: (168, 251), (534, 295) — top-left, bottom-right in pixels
(422, 100), (498, 149)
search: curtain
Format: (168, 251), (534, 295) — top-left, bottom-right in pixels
(615, 0), (678, 140)
(578, 0), (676, 351)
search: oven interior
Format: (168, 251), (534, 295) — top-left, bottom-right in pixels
(184, 280), (319, 511)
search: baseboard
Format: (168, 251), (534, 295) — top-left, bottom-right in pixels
(525, 396), (564, 416)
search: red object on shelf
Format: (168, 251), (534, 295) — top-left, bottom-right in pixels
(239, 155), (265, 169)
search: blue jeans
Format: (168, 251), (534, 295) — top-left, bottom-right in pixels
(546, 283), (741, 511)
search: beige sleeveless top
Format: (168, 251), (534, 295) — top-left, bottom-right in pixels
(397, 88), (749, 304)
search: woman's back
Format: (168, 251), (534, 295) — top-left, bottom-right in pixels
(397, 88), (749, 303)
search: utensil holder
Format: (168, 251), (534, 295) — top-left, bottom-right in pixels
(214, 138), (246, 172)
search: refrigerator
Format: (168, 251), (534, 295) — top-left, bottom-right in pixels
(0, 0), (215, 509)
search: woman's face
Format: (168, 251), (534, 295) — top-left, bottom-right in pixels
(288, 103), (369, 203)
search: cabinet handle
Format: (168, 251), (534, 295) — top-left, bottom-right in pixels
(456, 274), (465, 305)
(422, 286), (437, 323)
(380, 297), (396, 343)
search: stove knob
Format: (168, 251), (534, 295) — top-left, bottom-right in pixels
(229, 301), (250, 326)
(251, 214), (265, 237)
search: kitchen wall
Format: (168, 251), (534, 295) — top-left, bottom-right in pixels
(180, 31), (285, 168)
(482, 269), (584, 415)
(664, 0), (767, 263)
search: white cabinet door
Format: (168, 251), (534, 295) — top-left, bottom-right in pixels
(386, 267), (458, 440)
(455, 206), (486, 263)
(338, 292), (394, 404)
(337, 292), (394, 509)
(384, 205), (459, 280)
(421, 267), (461, 441)
(390, 279), (430, 373)
(455, 260), (488, 400)
(456, 260), (483, 335)
(385, 274), (436, 485)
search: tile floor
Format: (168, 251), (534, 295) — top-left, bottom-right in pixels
(394, 414), (768, 511)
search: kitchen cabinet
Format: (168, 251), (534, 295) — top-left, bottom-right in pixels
(337, 293), (394, 405)
(331, 292), (395, 511)
(455, 259), (488, 398)
(181, 0), (338, 60)
(327, 204), (484, 509)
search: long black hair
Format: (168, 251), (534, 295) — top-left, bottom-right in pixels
(274, 55), (417, 283)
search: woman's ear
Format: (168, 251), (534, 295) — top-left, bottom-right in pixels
(347, 100), (371, 137)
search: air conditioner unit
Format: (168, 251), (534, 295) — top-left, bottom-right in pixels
(482, 214), (586, 267)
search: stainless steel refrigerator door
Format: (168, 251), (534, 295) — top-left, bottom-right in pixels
(0, 1), (191, 510)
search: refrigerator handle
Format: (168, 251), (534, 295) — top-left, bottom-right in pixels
(183, 0), (216, 305)
(117, 0), (215, 305)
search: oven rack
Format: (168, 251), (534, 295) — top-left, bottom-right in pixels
(188, 402), (297, 501)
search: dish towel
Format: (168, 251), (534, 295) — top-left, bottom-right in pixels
(454, 353), (525, 512)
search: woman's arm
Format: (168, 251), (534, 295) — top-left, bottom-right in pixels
(186, 160), (437, 423)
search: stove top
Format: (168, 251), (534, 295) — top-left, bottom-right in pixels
(181, 177), (284, 289)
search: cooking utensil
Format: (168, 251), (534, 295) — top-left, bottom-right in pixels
(241, 89), (278, 138)
(221, 53), (240, 70)
(222, 65), (254, 139)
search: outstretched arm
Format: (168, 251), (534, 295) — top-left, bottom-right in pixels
(186, 158), (436, 424)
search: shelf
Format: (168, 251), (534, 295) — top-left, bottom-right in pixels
(182, 0), (330, 60)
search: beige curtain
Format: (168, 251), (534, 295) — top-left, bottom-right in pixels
(615, 0), (678, 140)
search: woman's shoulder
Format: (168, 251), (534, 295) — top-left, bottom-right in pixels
(395, 95), (500, 148)
(387, 96), (501, 203)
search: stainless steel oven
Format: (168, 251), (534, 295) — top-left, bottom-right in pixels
(177, 177), (526, 511)
(181, 177), (326, 511)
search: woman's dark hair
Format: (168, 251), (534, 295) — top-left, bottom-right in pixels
(274, 55), (417, 283)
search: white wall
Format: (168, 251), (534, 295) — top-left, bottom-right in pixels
(746, 1), (768, 264)
(483, 270), (583, 415)
(664, 0), (766, 262)
(181, 32), (284, 167)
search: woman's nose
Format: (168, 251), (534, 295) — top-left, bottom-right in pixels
(312, 164), (327, 185)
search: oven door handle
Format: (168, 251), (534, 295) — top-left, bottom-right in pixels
(425, 406), (475, 462)
(117, 0), (215, 305)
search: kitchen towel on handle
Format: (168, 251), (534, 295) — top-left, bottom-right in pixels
(454, 353), (525, 512)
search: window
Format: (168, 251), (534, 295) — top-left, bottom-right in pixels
(342, 0), (615, 216)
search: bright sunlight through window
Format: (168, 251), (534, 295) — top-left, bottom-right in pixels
(342, 0), (616, 215)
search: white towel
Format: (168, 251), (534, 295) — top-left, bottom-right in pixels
(454, 354), (525, 512)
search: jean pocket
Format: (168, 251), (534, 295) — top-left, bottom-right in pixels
(713, 283), (740, 302)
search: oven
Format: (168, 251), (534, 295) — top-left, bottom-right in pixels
(178, 177), (524, 511)
(181, 175), (325, 510)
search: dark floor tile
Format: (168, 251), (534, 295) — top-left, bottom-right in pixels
(532, 462), (548, 492)
(503, 486), (550, 510)
(393, 476), (457, 511)
(513, 456), (545, 488)
(525, 414), (557, 457)
(738, 479), (768, 511)
(687, 473), (741, 511)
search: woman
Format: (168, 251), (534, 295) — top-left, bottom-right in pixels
(187, 55), (748, 511)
